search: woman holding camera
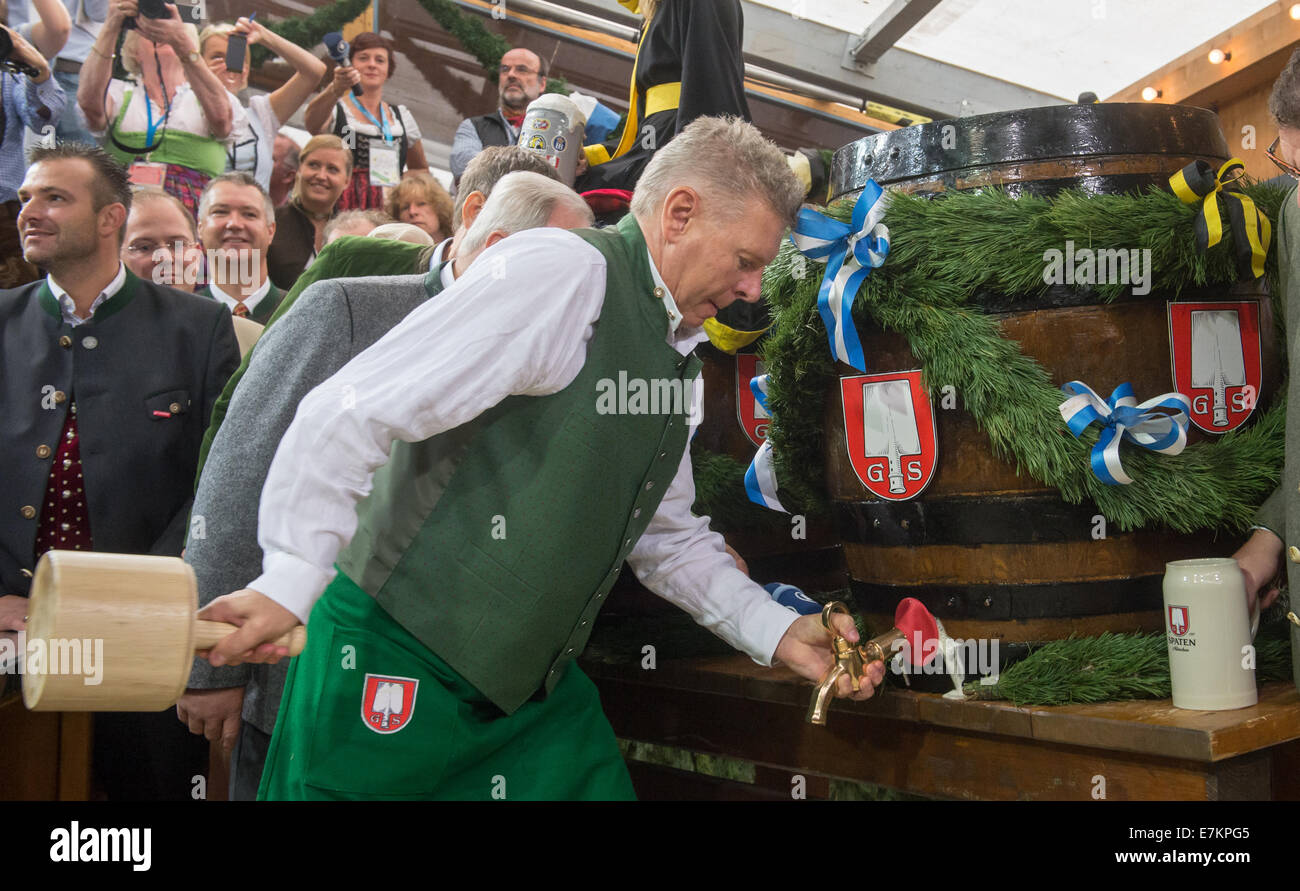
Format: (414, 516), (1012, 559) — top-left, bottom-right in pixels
(79, 0), (236, 217)
(200, 17), (325, 191)
(302, 31), (428, 211)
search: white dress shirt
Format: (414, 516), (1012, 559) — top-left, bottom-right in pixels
(48, 262), (127, 326)
(208, 276), (272, 315)
(252, 225), (798, 666)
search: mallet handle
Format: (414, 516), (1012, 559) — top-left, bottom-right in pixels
(192, 620), (307, 657)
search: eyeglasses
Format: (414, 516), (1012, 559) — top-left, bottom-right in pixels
(1266, 138), (1300, 181)
(499, 65), (540, 76)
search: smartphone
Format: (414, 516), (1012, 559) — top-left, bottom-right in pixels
(225, 34), (246, 71)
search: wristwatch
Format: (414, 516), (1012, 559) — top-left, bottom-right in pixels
(184, 49), (202, 65)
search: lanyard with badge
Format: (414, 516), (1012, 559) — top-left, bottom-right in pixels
(348, 93), (400, 187)
(110, 55), (173, 188)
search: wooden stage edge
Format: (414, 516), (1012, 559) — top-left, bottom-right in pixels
(584, 654), (1300, 801)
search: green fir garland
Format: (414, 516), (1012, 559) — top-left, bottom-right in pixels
(412, 0), (571, 93)
(251, 0), (371, 67)
(963, 627), (1293, 706)
(245, 0), (571, 92)
(760, 183), (1288, 533)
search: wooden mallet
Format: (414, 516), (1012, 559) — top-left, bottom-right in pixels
(23, 550), (306, 712)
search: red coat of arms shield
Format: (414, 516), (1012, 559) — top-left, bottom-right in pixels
(361, 674), (419, 734)
(1168, 605), (1190, 636)
(840, 370), (938, 501)
(1168, 301), (1261, 434)
(736, 353), (768, 447)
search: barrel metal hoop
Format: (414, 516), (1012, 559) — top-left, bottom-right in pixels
(849, 576), (1163, 621)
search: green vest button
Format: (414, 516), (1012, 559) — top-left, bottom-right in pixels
(632, 508), (641, 519)
(644, 481), (654, 491)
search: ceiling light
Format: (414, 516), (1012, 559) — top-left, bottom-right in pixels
(1141, 86), (1162, 101)
(1208, 48), (1230, 64)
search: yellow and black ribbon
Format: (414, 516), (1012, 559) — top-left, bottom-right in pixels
(1169, 158), (1271, 280)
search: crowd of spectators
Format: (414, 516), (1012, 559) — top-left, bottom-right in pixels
(0, 0), (793, 801)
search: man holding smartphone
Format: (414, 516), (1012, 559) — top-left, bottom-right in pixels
(1, 20), (65, 287)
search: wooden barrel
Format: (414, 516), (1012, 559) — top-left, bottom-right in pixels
(831, 102), (1231, 198)
(822, 103), (1278, 643)
(692, 342), (843, 589)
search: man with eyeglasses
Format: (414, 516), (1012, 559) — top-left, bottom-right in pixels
(1234, 49), (1300, 665)
(123, 186), (263, 355)
(448, 47), (548, 188)
(121, 187), (204, 292)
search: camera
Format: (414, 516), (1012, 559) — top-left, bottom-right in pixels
(124, 1), (204, 30)
(0, 26), (42, 78)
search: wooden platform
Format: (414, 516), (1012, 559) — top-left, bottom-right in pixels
(584, 653), (1300, 801)
(0, 690), (93, 801)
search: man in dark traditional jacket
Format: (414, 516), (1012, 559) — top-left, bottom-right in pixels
(0, 143), (239, 799)
(200, 117), (884, 800)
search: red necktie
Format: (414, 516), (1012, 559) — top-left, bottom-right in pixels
(232, 301), (250, 318)
(34, 402), (93, 557)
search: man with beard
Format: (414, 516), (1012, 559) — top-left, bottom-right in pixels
(0, 143), (238, 799)
(449, 47), (548, 188)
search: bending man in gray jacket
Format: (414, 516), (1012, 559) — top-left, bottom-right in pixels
(179, 170), (593, 800)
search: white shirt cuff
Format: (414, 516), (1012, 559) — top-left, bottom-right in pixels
(733, 592), (801, 667)
(249, 551), (337, 623)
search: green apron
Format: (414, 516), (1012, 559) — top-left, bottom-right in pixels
(257, 569), (636, 800)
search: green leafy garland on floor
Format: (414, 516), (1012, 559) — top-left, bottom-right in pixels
(758, 183), (1288, 533)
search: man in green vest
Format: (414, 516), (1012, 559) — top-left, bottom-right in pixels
(180, 170), (594, 800)
(199, 116), (885, 800)
(193, 172), (284, 324)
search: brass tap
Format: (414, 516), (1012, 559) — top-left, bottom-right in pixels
(807, 601), (885, 725)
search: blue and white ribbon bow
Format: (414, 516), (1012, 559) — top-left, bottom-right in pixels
(1058, 381), (1192, 485)
(789, 180), (890, 371)
(744, 374), (788, 512)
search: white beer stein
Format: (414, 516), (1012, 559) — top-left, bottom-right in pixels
(1163, 558), (1259, 710)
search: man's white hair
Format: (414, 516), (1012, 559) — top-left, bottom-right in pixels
(630, 115), (804, 226)
(459, 171), (593, 257)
